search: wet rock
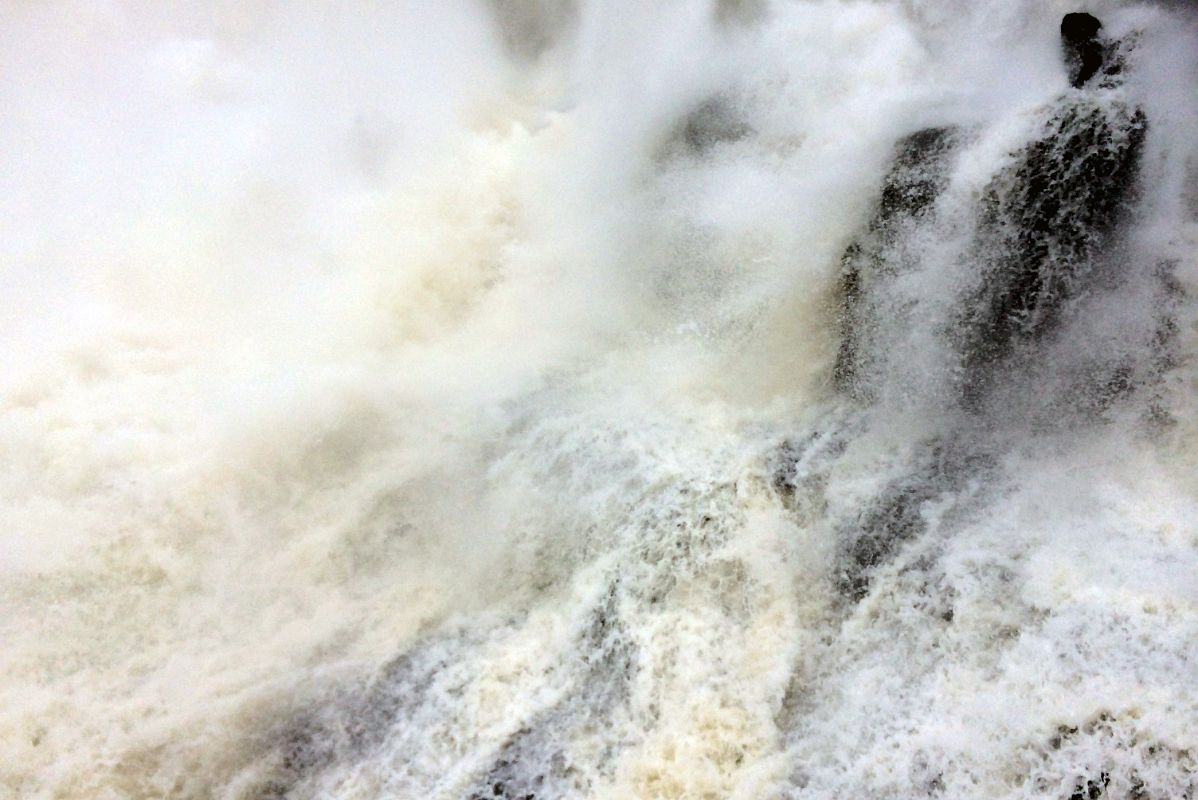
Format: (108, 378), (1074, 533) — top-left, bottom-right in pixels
(769, 427), (848, 516)
(468, 756), (542, 800)
(489, 0), (579, 61)
(666, 96), (753, 158)
(957, 96), (1148, 405)
(278, 719), (338, 777)
(837, 480), (936, 601)
(834, 444), (990, 602)
(834, 126), (962, 398)
(1061, 12), (1140, 91)
(832, 18), (1158, 416)
(876, 128), (959, 219)
(1068, 771), (1110, 800)
(1028, 714), (1196, 799)
(465, 581), (635, 799)
(1062, 12), (1105, 88)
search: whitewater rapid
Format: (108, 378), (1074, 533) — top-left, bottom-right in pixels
(2, 1), (1197, 798)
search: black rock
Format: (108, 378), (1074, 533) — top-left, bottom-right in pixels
(837, 479), (935, 601)
(833, 444), (989, 602)
(833, 46), (1150, 411)
(957, 97), (1148, 404)
(1061, 11), (1101, 41)
(1061, 12), (1105, 88)
(660, 96), (753, 159)
(833, 126), (962, 398)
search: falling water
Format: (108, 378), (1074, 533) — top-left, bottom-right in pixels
(2, 1), (1197, 798)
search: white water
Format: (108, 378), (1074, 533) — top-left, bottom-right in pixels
(2, 1), (1197, 798)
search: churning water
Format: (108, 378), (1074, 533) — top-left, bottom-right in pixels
(3, 1), (1198, 798)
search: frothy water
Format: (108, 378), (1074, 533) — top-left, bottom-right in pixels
(3, 2), (1198, 798)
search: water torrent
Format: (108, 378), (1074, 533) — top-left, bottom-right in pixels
(2, 2), (1197, 798)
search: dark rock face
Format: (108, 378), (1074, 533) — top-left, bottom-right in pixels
(836, 465), (939, 602)
(1060, 11), (1138, 91)
(682, 98), (752, 154)
(957, 96), (1148, 404)
(1061, 11), (1102, 41)
(659, 96), (754, 160)
(816, 17), (1164, 604)
(834, 444), (990, 602)
(1062, 12), (1105, 88)
(769, 424), (994, 604)
(833, 18), (1152, 412)
(833, 126), (962, 399)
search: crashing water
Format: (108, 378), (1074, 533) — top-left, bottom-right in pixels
(2, 1), (1198, 798)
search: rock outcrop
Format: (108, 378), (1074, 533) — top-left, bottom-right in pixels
(833, 126), (962, 400)
(834, 13), (1153, 411)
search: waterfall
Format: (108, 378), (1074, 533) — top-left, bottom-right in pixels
(2, 2), (1197, 798)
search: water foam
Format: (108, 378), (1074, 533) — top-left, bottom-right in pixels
(2, 1), (1196, 798)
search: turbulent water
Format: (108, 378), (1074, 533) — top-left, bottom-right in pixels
(3, 1), (1198, 798)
